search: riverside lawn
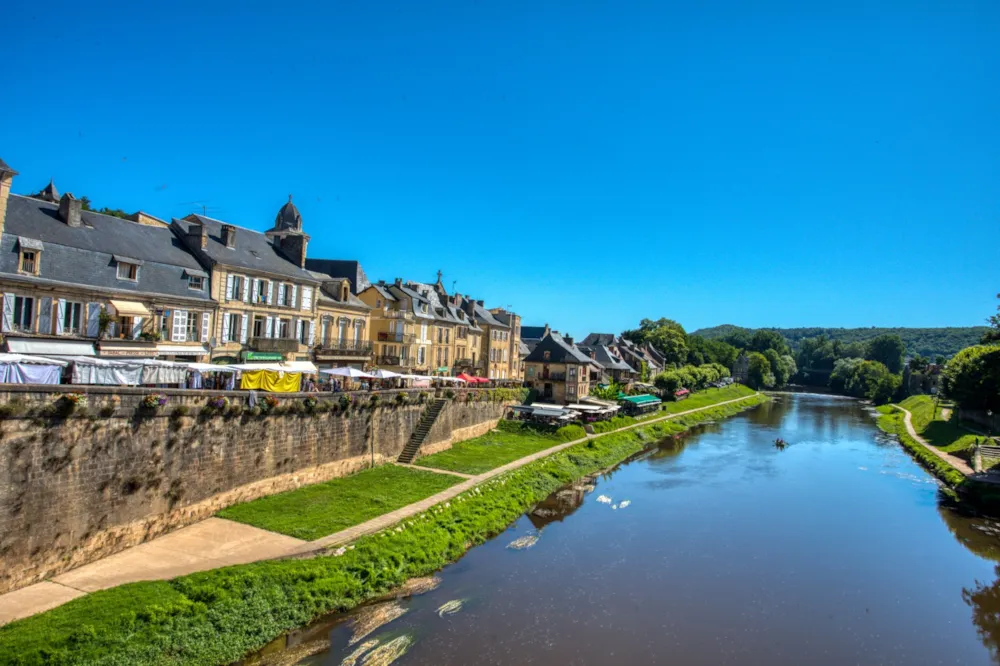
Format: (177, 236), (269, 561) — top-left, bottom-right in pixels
(0, 392), (765, 666)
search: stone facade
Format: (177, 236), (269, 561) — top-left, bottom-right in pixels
(0, 386), (510, 593)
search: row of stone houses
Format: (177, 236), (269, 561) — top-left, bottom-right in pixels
(0, 158), (522, 378)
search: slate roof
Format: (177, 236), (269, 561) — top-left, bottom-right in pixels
(305, 259), (370, 294)
(473, 302), (509, 329)
(581, 333), (616, 346)
(177, 215), (317, 282)
(1, 194), (212, 301)
(521, 326), (548, 340)
(578, 344), (635, 372)
(306, 270), (371, 310)
(367, 282), (396, 302)
(524, 331), (593, 365)
(519, 341), (531, 356)
(0, 158), (15, 175)
(388, 283), (436, 320)
(274, 197), (302, 231)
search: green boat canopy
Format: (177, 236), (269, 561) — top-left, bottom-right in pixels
(620, 394), (662, 405)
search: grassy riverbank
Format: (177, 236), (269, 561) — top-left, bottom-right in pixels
(217, 465), (464, 540)
(0, 392), (765, 666)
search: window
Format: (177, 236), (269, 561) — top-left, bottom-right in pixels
(569, 367), (577, 380)
(298, 320), (309, 344)
(231, 276), (244, 300)
(445, 328), (450, 343)
(185, 313), (200, 342)
(253, 316), (266, 338)
(342, 285), (349, 301)
(256, 280), (270, 304)
(338, 319), (348, 342)
(188, 275), (204, 290)
(420, 324), (428, 341)
(62, 302), (83, 334)
(19, 251), (38, 274)
(444, 348), (449, 365)
(419, 303), (428, 314)
(117, 262), (139, 281)
(278, 284), (291, 307)
(418, 346), (426, 364)
(226, 313), (241, 342)
(278, 318), (291, 339)
(12, 296), (34, 331)
(160, 311), (171, 339)
(436, 348), (442, 366)
(437, 327), (443, 343)
(115, 316), (135, 339)
(543, 351), (551, 361)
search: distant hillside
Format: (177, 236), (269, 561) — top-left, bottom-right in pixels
(691, 325), (988, 359)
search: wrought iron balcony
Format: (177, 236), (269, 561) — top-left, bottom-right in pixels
(384, 310), (413, 320)
(377, 331), (416, 344)
(317, 340), (373, 355)
(454, 357), (474, 366)
(248, 337), (301, 353)
(377, 355), (416, 367)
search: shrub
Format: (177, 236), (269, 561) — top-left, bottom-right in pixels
(444, 389), (455, 400)
(338, 394), (353, 411)
(98, 405), (116, 418)
(261, 395), (280, 412)
(303, 397), (319, 412)
(140, 394), (168, 410)
(395, 393), (409, 406)
(285, 400), (304, 415)
(0, 401), (26, 419)
(248, 405), (263, 417)
(368, 394), (380, 409)
(171, 405), (190, 419)
(206, 396), (230, 412)
(418, 391), (430, 403)
(54, 393), (86, 416)
(314, 400), (332, 413)
(555, 424), (587, 442)
(226, 403), (244, 418)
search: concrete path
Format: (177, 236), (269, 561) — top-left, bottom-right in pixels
(0, 392), (758, 625)
(893, 405), (1000, 484)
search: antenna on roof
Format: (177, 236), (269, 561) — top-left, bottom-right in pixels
(176, 200), (222, 216)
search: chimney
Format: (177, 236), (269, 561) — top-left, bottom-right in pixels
(543, 323), (551, 338)
(58, 193), (82, 228)
(394, 278), (403, 287)
(279, 234), (309, 268)
(187, 222), (207, 250)
(221, 224), (237, 248)
(0, 159), (16, 237)
(565, 336), (574, 346)
(476, 299), (484, 307)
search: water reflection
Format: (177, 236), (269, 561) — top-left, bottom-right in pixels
(242, 394), (1000, 666)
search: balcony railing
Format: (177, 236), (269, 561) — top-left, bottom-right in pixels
(541, 372), (567, 381)
(377, 355), (416, 367)
(454, 357), (474, 366)
(318, 340), (373, 355)
(377, 332), (416, 344)
(248, 337), (301, 353)
(384, 310), (413, 320)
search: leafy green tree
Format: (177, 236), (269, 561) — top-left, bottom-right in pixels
(746, 352), (774, 389)
(623, 318), (689, 366)
(686, 335), (739, 368)
(590, 382), (623, 401)
(829, 357), (864, 394)
(942, 345), (1000, 411)
(865, 334), (905, 374)
(749, 330), (791, 356)
(763, 349), (797, 386)
(909, 356), (930, 372)
(639, 360), (650, 383)
(653, 371), (681, 394)
(983, 294), (1000, 344)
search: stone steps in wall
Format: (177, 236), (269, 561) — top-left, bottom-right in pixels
(397, 399), (449, 464)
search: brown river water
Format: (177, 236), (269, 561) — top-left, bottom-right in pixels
(246, 394), (1000, 665)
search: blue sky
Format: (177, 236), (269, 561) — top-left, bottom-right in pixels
(3, 0), (998, 337)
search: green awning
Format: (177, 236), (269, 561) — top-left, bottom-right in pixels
(621, 394), (662, 405)
(245, 351), (284, 361)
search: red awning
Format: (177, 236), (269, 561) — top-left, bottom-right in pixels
(473, 376), (491, 384)
(457, 372), (479, 382)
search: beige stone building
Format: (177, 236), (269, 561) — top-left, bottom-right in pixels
(522, 327), (593, 403)
(0, 164), (215, 361)
(172, 198), (321, 363)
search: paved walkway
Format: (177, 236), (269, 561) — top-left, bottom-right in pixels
(0, 392), (758, 625)
(893, 405), (1000, 484)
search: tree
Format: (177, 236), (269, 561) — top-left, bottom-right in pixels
(748, 330), (790, 356)
(865, 334), (905, 374)
(909, 356), (930, 372)
(942, 345), (1000, 411)
(746, 352), (774, 389)
(623, 318), (689, 366)
(842, 360), (899, 404)
(590, 382), (623, 401)
(653, 371), (681, 394)
(639, 361), (650, 383)
(764, 349), (796, 387)
(983, 294), (1000, 344)
(830, 357), (864, 394)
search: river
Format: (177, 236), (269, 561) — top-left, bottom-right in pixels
(248, 394), (1000, 665)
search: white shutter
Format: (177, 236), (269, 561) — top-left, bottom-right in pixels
(201, 312), (210, 342)
(226, 274), (234, 300)
(300, 286), (312, 311)
(87, 302), (101, 337)
(240, 314), (249, 344)
(267, 281), (275, 305)
(38, 297), (52, 335)
(308, 320), (316, 346)
(290, 285), (298, 309)
(55, 299), (66, 335)
(266, 316), (274, 338)
(241, 276), (250, 303)
(321, 317), (328, 344)
(1, 294), (13, 332)
(251, 279), (259, 302)
(222, 311), (231, 342)
(132, 316), (144, 340)
(172, 310), (187, 342)
(296, 319), (303, 341)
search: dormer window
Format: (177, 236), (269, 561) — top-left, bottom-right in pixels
(17, 237), (43, 275)
(543, 351), (551, 360)
(188, 275), (204, 290)
(19, 250), (38, 275)
(342, 284), (349, 301)
(117, 262), (139, 281)
(420, 303), (429, 314)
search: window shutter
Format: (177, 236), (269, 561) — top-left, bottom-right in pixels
(240, 314), (249, 343)
(172, 310), (187, 342)
(226, 274), (234, 300)
(38, 297), (52, 335)
(301, 286), (312, 311)
(241, 276), (250, 303)
(290, 285), (298, 309)
(265, 316), (274, 338)
(251, 279), (259, 302)
(267, 281), (275, 305)
(132, 316), (144, 340)
(201, 312), (210, 342)
(55, 299), (66, 335)
(1, 294), (13, 332)
(308, 320), (316, 346)
(87, 302), (101, 337)
(222, 311), (231, 341)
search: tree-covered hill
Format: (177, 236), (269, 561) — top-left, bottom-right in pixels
(690, 325), (988, 360)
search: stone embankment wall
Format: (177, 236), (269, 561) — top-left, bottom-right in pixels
(0, 386), (512, 594)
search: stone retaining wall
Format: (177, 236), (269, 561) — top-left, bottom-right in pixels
(0, 386), (513, 593)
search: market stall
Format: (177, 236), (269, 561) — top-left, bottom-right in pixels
(0, 353), (67, 385)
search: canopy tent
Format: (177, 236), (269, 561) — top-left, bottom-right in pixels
(321, 367), (375, 379)
(5, 338), (96, 357)
(67, 356), (144, 386)
(186, 363), (238, 374)
(370, 369), (402, 379)
(281, 361), (318, 374)
(240, 370), (301, 392)
(137, 359), (188, 385)
(456, 373), (483, 383)
(0, 353), (67, 385)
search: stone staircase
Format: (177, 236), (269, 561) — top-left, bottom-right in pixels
(397, 399), (448, 464)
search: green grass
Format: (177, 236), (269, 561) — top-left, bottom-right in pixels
(897, 395), (980, 458)
(661, 384), (756, 414)
(0, 394), (767, 666)
(216, 465), (463, 540)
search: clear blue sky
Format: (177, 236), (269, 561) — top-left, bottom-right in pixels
(3, 0), (998, 337)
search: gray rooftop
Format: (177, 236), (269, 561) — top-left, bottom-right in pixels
(305, 258), (370, 294)
(1, 194), (212, 301)
(524, 331), (593, 365)
(177, 215), (317, 282)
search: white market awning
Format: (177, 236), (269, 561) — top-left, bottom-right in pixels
(281, 361), (318, 374)
(5, 338), (96, 357)
(0, 353), (68, 366)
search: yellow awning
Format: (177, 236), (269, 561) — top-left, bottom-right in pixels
(109, 300), (151, 317)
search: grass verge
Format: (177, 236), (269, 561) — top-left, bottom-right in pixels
(897, 395), (980, 458)
(0, 395), (766, 666)
(216, 465), (464, 540)
(415, 422), (582, 475)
